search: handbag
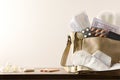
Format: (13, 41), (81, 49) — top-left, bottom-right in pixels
(61, 32), (120, 69)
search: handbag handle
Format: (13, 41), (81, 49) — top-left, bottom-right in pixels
(61, 32), (83, 66)
(60, 35), (72, 66)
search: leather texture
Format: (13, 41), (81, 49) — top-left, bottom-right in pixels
(61, 32), (120, 66)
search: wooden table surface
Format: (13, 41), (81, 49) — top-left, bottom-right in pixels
(0, 68), (119, 80)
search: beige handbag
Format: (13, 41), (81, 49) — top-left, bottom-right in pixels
(61, 32), (120, 67)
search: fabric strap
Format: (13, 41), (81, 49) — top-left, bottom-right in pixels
(60, 36), (72, 66)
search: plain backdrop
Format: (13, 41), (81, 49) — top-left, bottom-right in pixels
(0, 0), (120, 68)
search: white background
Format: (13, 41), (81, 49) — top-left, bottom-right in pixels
(0, 0), (120, 68)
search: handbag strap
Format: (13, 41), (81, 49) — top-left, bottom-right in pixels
(60, 32), (83, 66)
(60, 35), (72, 66)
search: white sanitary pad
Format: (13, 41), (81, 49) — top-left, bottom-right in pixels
(72, 50), (92, 66)
(72, 50), (111, 71)
(92, 50), (111, 67)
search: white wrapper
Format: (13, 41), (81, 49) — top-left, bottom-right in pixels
(72, 50), (92, 66)
(85, 57), (109, 71)
(70, 12), (90, 32)
(92, 50), (111, 67)
(92, 18), (120, 34)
